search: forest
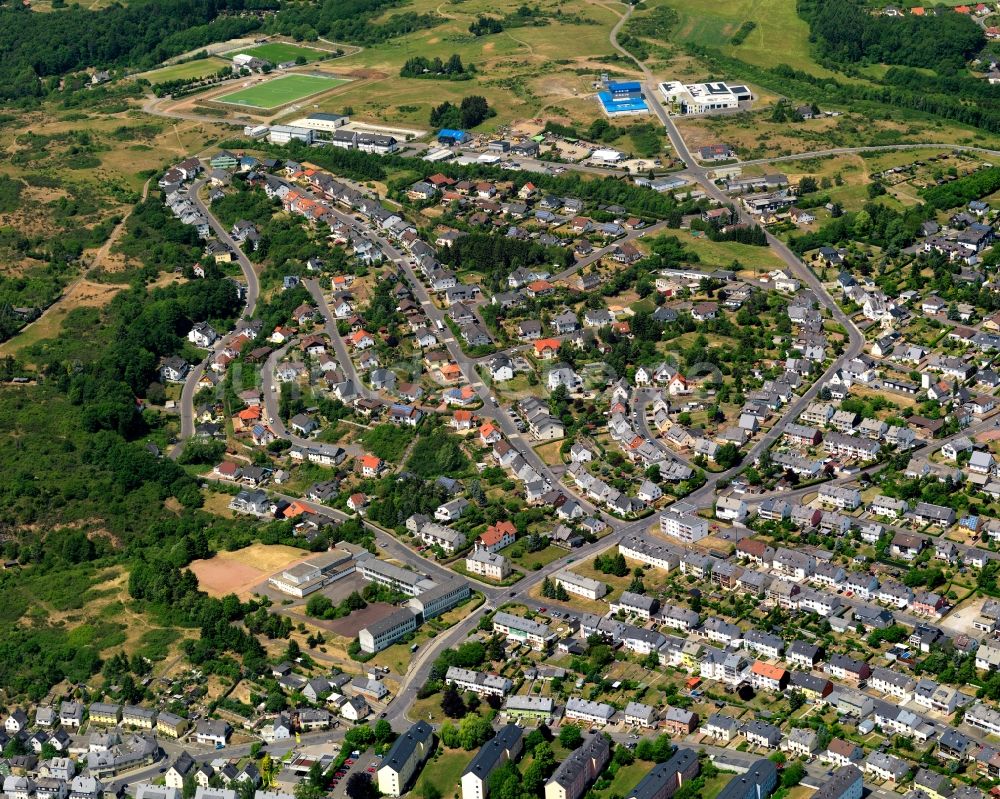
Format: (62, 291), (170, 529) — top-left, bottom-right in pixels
(790, 200), (926, 254)
(400, 54), (471, 80)
(689, 46), (1000, 135)
(0, 0), (265, 100)
(798, 0), (984, 73)
(430, 96), (494, 129)
(0, 0), (446, 101)
(265, 0), (439, 44)
(0, 236), (332, 699)
(438, 232), (574, 290)
(921, 166), (1000, 210)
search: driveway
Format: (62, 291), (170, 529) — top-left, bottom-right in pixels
(329, 748), (380, 799)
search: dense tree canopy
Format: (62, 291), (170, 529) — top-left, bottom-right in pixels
(0, 0), (265, 99)
(799, 0), (984, 73)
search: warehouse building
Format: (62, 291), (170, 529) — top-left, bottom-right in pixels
(658, 81), (752, 115)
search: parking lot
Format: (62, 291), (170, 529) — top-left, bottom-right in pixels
(328, 747), (380, 799)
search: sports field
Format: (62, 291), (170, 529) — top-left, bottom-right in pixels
(235, 42), (326, 64)
(142, 56), (230, 83)
(217, 74), (347, 109)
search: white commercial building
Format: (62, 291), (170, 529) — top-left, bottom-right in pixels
(358, 609), (418, 654)
(658, 81), (752, 115)
(268, 125), (314, 145)
(659, 508), (709, 543)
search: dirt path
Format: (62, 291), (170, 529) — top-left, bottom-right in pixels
(91, 175), (153, 270)
(504, 31), (535, 55)
(0, 175), (154, 357)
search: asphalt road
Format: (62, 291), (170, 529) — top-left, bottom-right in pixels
(135, 64), (1000, 799)
(603, 50), (869, 511)
(304, 278), (373, 400)
(551, 219), (672, 282)
(170, 179), (261, 459)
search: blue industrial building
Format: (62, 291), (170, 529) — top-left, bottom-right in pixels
(437, 129), (470, 145)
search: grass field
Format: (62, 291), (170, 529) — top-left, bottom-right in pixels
(414, 748), (475, 799)
(499, 542), (568, 572)
(309, 0), (623, 129)
(653, 0), (841, 78)
(217, 75), (347, 109)
(141, 57), (230, 83)
(678, 231), (787, 272)
(234, 43), (327, 64)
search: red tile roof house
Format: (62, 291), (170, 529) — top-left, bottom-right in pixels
(534, 338), (562, 359)
(736, 538), (773, 565)
(451, 410), (475, 430)
(213, 461), (241, 480)
(479, 422), (502, 444)
(359, 454), (383, 477)
(478, 521), (516, 552)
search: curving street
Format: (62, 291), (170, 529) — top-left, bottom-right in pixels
(170, 178), (261, 460)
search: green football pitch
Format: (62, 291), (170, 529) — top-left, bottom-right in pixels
(234, 43), (325, 64)
(217, 75), (347, 109)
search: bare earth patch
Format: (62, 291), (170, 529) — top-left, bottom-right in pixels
(0, 279), (124, 357)
(189, 543), (311, 598)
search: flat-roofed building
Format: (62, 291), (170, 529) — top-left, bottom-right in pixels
(658, 80), (753, 115)
(359, 559), (435, 596)
(358, 609), (418, 654)
(268, 548), (365, 597)
(407, 579), (470, 620)
(659, 509), (709, 543)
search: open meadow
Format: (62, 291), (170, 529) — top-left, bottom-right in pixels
(646, 0), (841, 78)
(140, 56), (231, 83)
(304, 0), (627, 130)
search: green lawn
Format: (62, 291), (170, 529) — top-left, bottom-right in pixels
(655, 0), (843, 78)
(141, 57), (230, 83)
(414, 747), (474, 799)
(680, 231), (787, 272)
(499, 542), (568, 572)
(358, 424), (415, 462)
(234, 43), (327, 65)
(217, 75), (347, 109)
(594, 762), (650, 798)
